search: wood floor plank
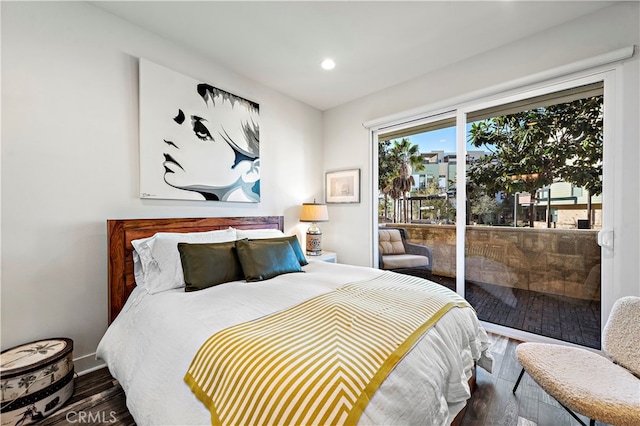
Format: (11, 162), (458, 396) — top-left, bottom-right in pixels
(462, 376), (494, 425)
(517, 416), (537, 426)
(537, 400), (574, 426)
(488, 333), (509, 356)
(39, 385), (126, 425)
(497, 339), (522, 382)
(515, 393), (539, 424)
(482, 377), (521, 425)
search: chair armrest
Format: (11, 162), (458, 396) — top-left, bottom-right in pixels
(405, 242), (433, 270)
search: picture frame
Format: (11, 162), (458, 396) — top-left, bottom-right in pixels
(325, 169), (360, 204)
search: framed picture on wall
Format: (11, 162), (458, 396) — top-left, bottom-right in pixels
(325, 169), (360, 204)
(139, 59), (260, 203)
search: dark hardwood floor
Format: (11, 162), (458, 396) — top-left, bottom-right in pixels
(465, 334), (610, 426)
(38, 368), (135, 426)
(40, 334), (608, 426)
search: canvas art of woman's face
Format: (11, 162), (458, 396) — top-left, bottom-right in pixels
(161, 84), (260, 202)
(139, 60), (260, 202)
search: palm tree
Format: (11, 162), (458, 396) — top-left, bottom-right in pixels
(1, 381), (13, 400)
(18, 375), (36, 394)
(382, 184), (403, 222)
(390, 138), (425, 223)
(1, 342), (61, 369)
(378, 140), (398, 222)
(44, 364), (59, 384)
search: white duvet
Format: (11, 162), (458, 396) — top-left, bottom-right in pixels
(97, 261), (492, 426)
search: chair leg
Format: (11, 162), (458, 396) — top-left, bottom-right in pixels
(512, 367), (526, 394)
(559, 402), (590, 426)
(515, 367), (595, 425)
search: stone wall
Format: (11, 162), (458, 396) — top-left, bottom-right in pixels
(390, 224), (601, 300)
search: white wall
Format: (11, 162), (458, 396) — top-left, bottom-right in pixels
(1, 2), (323, 371)
(322, 1), (640, 303)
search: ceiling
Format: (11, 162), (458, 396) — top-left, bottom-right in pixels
(91, 1), (616, 111)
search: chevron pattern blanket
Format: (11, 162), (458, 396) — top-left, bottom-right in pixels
(184, 272), (470, 426)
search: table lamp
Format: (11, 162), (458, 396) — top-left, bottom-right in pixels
(300, 201), (329, 256)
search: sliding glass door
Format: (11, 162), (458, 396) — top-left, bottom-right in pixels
(378, 115), (458, 292)
(375, 72), (613, 349)
(461, 80), (605, 348)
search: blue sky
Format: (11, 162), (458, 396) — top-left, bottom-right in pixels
(393, 124), (491, 154)
(411, 126), (457, 153)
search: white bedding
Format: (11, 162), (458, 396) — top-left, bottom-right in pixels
(97, 261), (492, 426)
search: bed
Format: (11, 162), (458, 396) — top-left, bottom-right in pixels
(97, 216), (492, 426)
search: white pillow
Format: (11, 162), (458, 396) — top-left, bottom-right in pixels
(235, 228), (285, 240)
(131, 227), (237, 294)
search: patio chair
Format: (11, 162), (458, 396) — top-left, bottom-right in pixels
(512, 296), (640, 426)
(378, 227), (432, 280)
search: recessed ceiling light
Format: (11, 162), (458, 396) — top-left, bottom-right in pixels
(321, 59), (336, 70)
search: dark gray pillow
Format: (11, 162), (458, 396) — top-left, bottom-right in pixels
(178, 241), (244, 292)
(249, 235), (308, 266)
(236, 239), (303, 282)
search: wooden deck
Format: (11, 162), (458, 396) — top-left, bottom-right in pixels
(431, 275), (601, 349)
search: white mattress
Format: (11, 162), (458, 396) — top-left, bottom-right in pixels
(97, 261), (492, 425)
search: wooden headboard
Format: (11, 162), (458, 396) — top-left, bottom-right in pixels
(107, 216), (284, 323)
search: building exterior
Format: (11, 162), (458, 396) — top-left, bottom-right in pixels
(404, 150), (602, 229)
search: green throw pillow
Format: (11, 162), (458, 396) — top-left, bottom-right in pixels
(178, 241), (244, 292)
(249, 235), (308, 266)
(236, 239), (303, 282)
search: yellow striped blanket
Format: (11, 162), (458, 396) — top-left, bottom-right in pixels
(184, 272), (470, 426)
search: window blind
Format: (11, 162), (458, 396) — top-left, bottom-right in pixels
(466, 81), (603, 123)
(378, 117), (456, 141)
(377, 82), (603, 141)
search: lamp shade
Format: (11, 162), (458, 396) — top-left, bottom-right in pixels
(300, 203), (329, 222)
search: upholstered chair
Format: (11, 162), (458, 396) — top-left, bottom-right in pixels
(513, 296), (640, 426)
(378, 227), (433, 279)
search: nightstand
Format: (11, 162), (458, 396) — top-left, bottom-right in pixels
(309, 251), (337, 263)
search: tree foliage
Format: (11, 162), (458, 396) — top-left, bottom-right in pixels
(467, 95), (603, 226)
(470, 194), (500, 224)
(387, 138), (424, 196)
(417, 180), (456, 223)
(390, 138), (425, 173)
(378, 138), (425, 222)
(378, 140), (398, 196)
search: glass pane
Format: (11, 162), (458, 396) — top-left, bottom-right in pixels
(378, 121), (457, 292)
(464, 89), (603, 349)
